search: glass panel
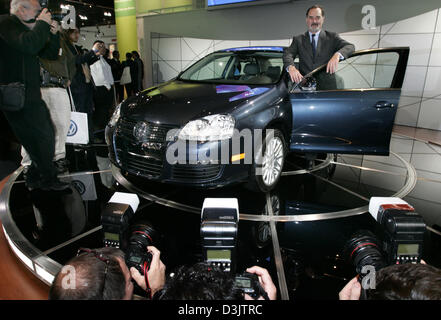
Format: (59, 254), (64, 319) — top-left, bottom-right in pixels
(312, 52), (399, 91)
(179, 51), (283, 84)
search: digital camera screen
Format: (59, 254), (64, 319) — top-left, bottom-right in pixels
(104, 232), (119, 241)
(235, 278), (251, 288)
(207, 249), (231, 260)
(397, 244), (419, 255)
(130, 256), (142, 263)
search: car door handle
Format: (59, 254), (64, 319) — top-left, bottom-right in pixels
(374, 101), (395, 109)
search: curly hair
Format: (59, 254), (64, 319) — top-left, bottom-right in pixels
(156, 262), (243, 300)
(370, 263), (441, 300)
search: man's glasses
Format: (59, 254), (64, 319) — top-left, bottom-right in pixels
(77, 248), (111, 298)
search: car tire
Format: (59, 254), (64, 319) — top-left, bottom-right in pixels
(247, 128), (287, 193)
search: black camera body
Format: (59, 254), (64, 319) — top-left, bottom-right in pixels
(101, 193), (156, 276)
(344, 198), (427, 292)
(201, 198), (239, 273)
(124, 223), (156, 275)
(39, 0), (66, 22)
(234, 272), (268, 300)
(41, 68), (68, 88)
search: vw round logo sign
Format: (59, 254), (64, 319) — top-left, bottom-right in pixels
(72, 180), (86, 195)
(133, 121), (149, 142)
(68, 120), (78, 136)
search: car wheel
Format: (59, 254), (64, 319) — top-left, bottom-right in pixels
(248, 128), (286, 193)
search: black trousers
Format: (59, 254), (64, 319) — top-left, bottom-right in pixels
(2, 99), (57, 188)
(93, 85), (114, 132)
(115, 82), (124, 104)
(124, 83), (135, 98)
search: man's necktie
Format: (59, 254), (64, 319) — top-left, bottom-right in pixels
(311, 33), (316, 58)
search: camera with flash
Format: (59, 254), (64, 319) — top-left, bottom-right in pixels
(201, 198), (239, 273)
(369, 197), (426, 265)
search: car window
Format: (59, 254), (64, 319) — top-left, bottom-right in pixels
(311, 51), (400, 91)
(179, 51), (283, 85)
(187, 55), (232, 81)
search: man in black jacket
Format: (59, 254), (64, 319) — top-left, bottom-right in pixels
(283, 5), (355, 85)
(0, 0), (69, 191)
(64, 28), (102, 141)
(131, 50), (144, 93)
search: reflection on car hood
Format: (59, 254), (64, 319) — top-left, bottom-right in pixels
(121, 80), (272, 126)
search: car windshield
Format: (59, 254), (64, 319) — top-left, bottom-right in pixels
(178, 51), (284, 85)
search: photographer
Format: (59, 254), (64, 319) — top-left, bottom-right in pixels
(339, 261), (441, 300)
(0, 0), (69, 191)
(155, 262), (277, 300)
(49, 246), (166, 300)
(21, 20), (77, 174)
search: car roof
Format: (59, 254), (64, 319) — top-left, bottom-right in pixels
(216, 46), (286, 53)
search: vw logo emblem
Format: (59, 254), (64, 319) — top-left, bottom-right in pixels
(68, 120), (78, 136)
(72, 180), (86, 195)
(133, 121), (149, 142)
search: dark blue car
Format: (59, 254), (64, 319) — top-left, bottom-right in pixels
(106, 46), (409, 192)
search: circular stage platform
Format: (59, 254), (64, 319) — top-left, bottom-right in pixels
(2, 134), (441, 299)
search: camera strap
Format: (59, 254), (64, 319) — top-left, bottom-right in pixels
(143, 262), (152, 299)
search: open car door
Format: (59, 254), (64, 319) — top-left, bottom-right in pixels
(289, 47), (409, 155)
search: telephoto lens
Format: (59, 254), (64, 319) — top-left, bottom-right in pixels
(124, 221), (158, 276)
(343, 230), (387, 277)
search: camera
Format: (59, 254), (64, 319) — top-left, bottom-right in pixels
(343, 229), (387, 278)
(201, 198), (239, 273)
(125, 222), (157, 276)
(234, 272), (269, 300)
(369, 197), (426, 265)
(101, 192), (157, 276)
(40, 67), (68, 88)
(200, 198), (268, 299)
(39, 0), (67, 22)
(344, 198), (426, 291)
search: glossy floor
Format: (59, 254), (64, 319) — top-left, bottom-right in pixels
(6, 134), (441, 300)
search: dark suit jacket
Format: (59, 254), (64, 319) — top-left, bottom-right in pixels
(0, 14), (60, 104)
(283, 30), (355, 76)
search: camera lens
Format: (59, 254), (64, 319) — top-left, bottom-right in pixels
(128, 221), (157, 248)
(125, 221), (158, 275)
(343, 230), (386, 275)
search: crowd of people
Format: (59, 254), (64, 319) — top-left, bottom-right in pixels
(49, 246), (278, 301)
(0, 0), (144, 190)
(48, 245), (441, 301)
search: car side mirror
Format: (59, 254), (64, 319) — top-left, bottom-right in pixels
(300, 77), (317, 92)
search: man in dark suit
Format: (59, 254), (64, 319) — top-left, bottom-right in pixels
(283, 5), (355, 85)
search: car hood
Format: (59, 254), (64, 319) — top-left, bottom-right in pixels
(121, 80), (273, 126)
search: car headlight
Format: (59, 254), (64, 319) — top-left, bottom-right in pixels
(108, 102), (122, 127)
(178, 114), (235, 141)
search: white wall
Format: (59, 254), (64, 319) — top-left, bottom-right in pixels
(149, 8), (441, 131)
(76, 25), (117, 52)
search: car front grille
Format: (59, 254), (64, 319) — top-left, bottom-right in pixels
(172, 164), (223, 181)
(115, 118), (178, 178)
(118, 118), (176, 145)
(114, 118), (223, 182)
